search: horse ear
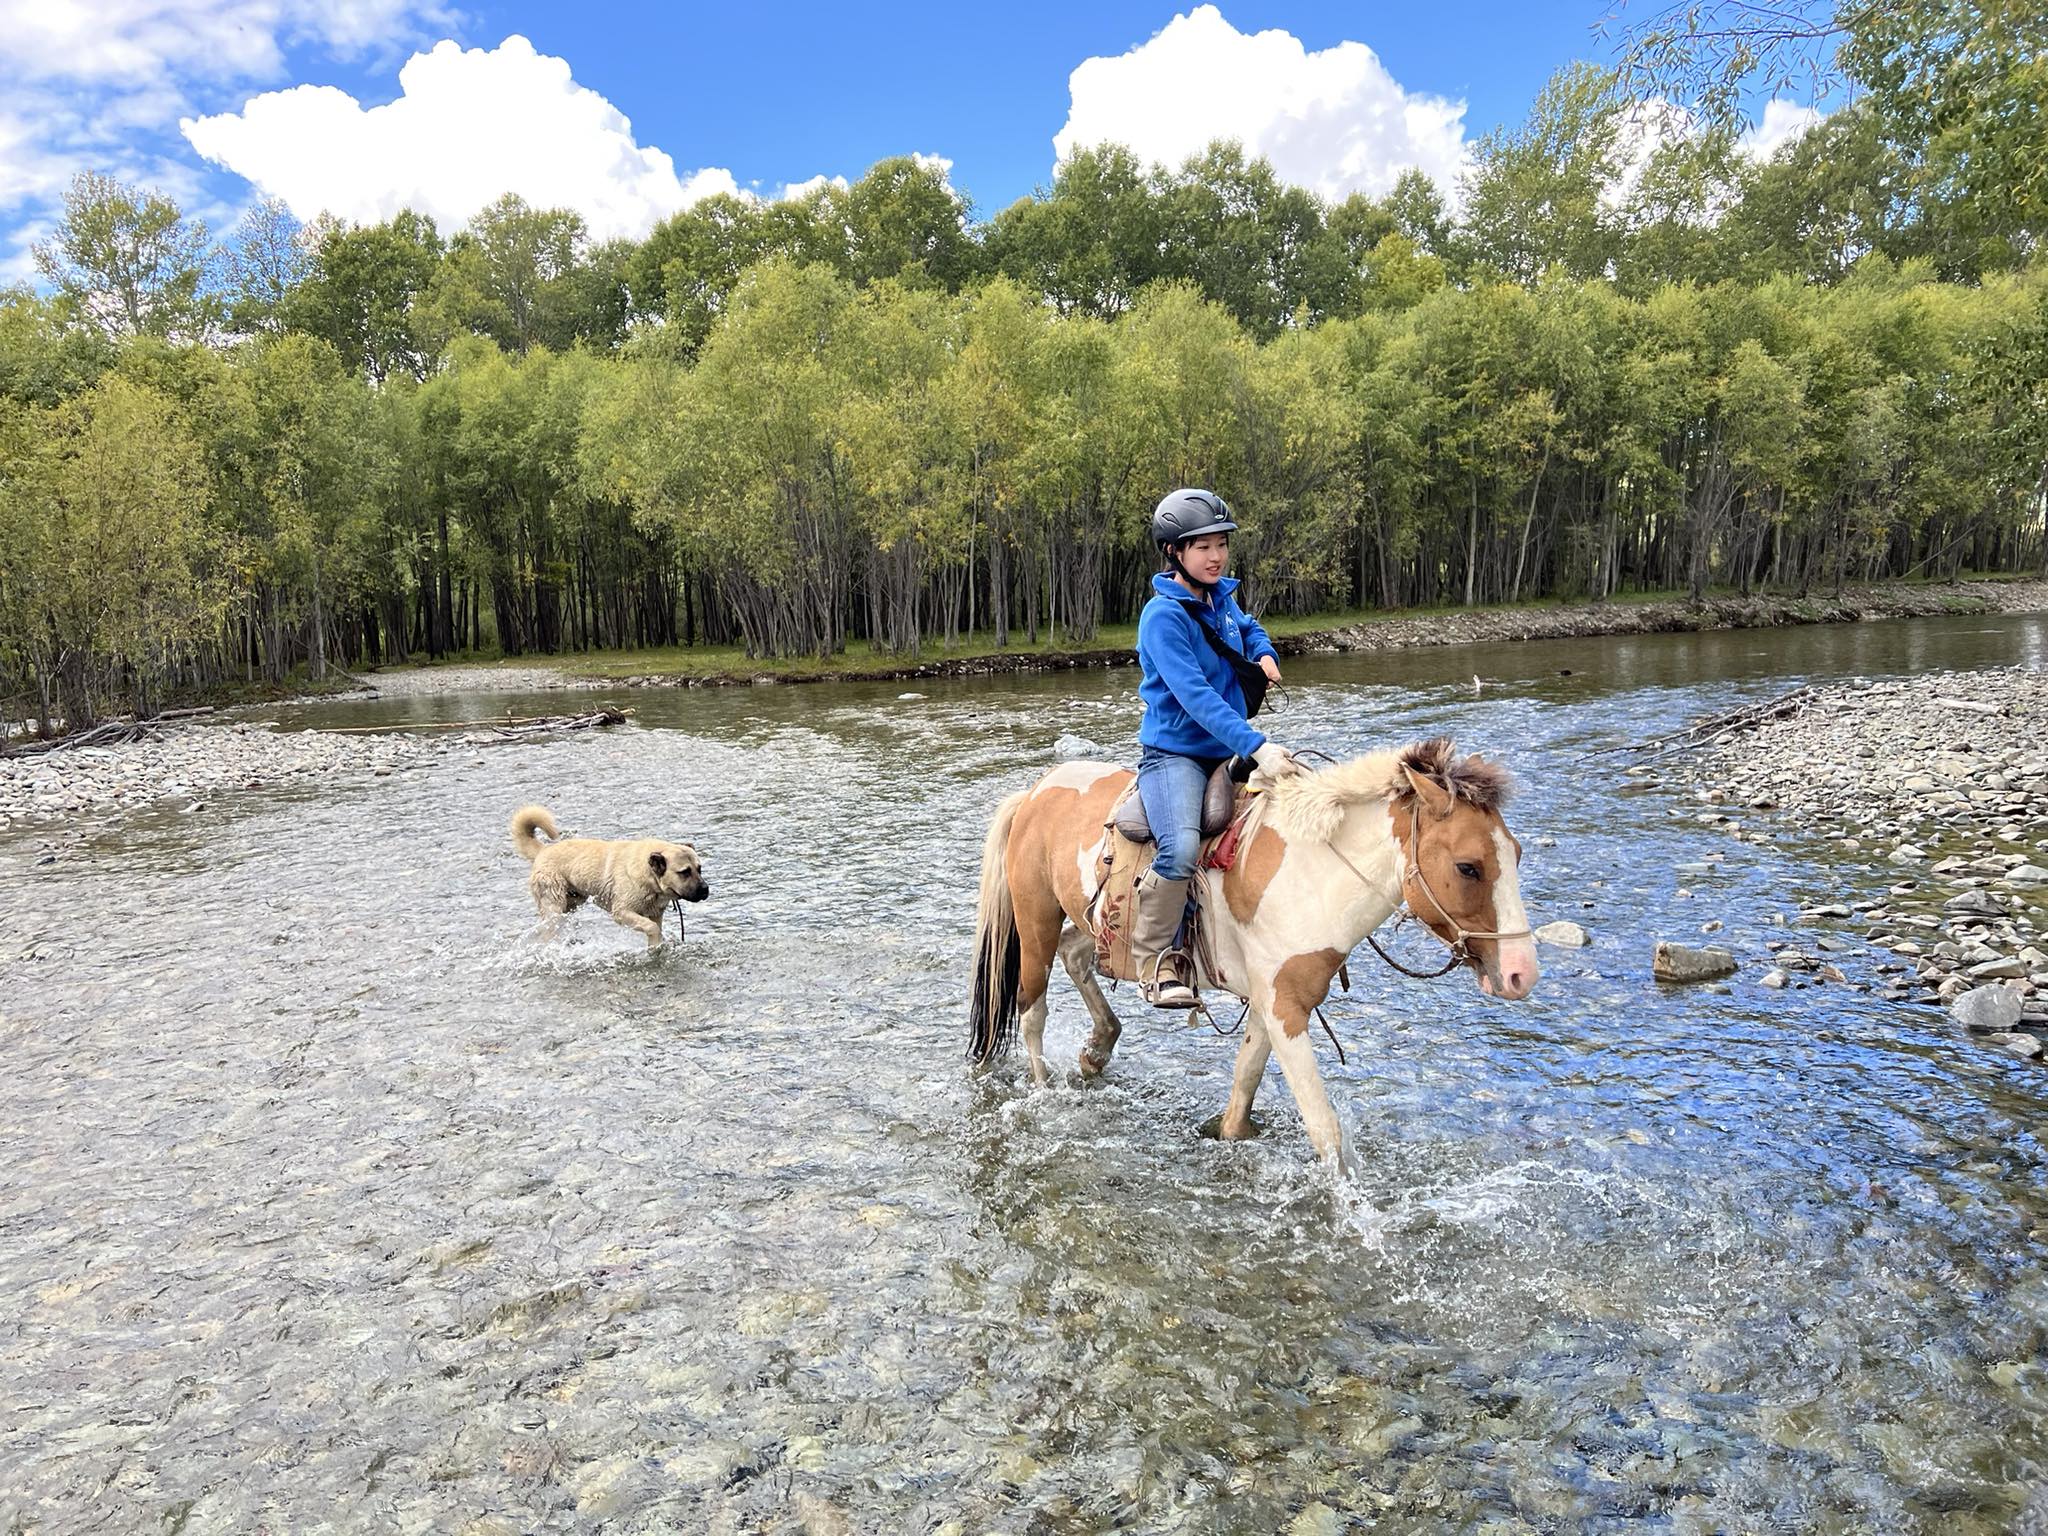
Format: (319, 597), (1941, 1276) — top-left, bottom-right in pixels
(1401, 764), (1455, 820)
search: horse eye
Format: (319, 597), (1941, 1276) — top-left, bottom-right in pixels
(1455, 862), (1482, 881)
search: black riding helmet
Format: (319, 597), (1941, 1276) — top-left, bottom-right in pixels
(1152, 488), (1237, 593)
(1151, 488), (1237, 550)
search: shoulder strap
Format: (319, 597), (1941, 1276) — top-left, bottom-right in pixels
(1175, 599), (1267, 719)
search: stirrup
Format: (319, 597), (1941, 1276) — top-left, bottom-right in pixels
(1140, 950), (1200, 1010)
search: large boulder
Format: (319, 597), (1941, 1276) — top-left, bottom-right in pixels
(1653, 941), (1738, 983)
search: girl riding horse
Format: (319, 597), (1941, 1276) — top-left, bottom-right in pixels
(1131, 488), (1303, 1008)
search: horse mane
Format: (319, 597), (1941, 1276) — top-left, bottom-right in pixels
(1265, 737), (1512, 844)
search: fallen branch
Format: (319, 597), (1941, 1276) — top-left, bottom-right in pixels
(2, 707), (217, 757)
(324, 707), (631, 738)
(1933, 696), (2007, 716)
(1600, 685), (1816, 758)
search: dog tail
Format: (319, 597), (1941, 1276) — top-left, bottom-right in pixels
(509, 804), (558, 862)
(967, 788), (1027, 1065)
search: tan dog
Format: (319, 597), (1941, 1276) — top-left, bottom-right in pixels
(510, 805), (709, 949)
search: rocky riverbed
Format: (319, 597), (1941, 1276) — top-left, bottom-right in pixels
(1662, 665), (2048, 1061)
(0, 721), (445, 834)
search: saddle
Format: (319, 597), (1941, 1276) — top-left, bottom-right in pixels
(1108, 760), (1240, 843)
(1092, 763), (1259, 986)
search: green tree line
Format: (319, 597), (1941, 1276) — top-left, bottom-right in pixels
(4, 31), (2045, 728)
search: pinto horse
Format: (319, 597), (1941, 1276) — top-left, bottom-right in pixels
(966, 738), (1541, 1164)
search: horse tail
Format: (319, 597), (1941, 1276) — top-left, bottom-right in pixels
(509, 804), (557, 861)
(967, 788), (1027, 1064)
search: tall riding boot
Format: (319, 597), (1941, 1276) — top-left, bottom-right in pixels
(1132, 869), (1199, 1009)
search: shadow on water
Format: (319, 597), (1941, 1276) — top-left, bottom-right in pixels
(4, 610), (2047, 1531)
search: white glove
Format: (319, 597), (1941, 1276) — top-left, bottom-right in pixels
(1252, 742), (1303, 779)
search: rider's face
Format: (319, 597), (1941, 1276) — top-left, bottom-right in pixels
(1177, 533), (1231, 584)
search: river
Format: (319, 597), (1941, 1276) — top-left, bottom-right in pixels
(4, 612), (2046, 1532)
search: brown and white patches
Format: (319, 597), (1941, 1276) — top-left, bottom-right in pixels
(1223, 822), (1289, 925)
(1268, 946), (1346, 1037)
(1030, 759), (1125, 798)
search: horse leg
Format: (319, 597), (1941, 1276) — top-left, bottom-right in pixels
(1056, 923), (1123, 1077)
(1265, 1019), (1347, 1166)
(1218, 1011), (1273, 1140)
(1015, 893), (1065, 1088)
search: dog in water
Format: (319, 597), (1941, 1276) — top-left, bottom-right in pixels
(510, 805), (709, 949)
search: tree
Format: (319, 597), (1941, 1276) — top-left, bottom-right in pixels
(0, 374), (225, 726)
(221, 197), (309, 338)
(837, 156), (981, 291)
(32, 172), (218, 341)
(282, 211), (444, 383)
(1459, 66), (1626, 285)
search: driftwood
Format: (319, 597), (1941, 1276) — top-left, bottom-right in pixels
(1601, 685), (1817, 758)
(322, 707), (631, 739)
(2, 707), (216, 757)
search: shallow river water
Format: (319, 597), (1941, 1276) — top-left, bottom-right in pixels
(5, 614), (2048, 1534)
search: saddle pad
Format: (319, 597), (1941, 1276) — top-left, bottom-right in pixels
(1089, 790), (1258, 982)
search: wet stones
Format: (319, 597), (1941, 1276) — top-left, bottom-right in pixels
(0, 722), (445, 824)
(1534, 921), (1591, 948)
(1669, 663), (2048, 1065)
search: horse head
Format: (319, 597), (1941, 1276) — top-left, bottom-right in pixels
(1389, 738), (1541, 1001)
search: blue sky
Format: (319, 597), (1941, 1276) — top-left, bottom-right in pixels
(1, 0), (1776, 280)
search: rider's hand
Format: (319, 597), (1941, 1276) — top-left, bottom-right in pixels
(1259, 654), (1281, 683)
(1252, 742), (1304, 779)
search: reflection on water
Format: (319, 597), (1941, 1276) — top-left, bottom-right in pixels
(3, 611), (2047, 1532)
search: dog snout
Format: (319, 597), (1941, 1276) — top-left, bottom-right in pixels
(685, 876), (709, 902)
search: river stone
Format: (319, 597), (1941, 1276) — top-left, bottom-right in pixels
(1945, 889), (2008, 917)
(1890, 844), (1927, 862)
(1987, 1032), (2043, 1061)
(1951, 985), (2023, 1033)
(1053, 734), (1105, 759)
(1654, 942), (1738, 983)
(1761, 969), (1788, 988)
(1534, 921), (1589, 948)
(2005, 865), (2048, 886)
(1966, 957), (2028, 980)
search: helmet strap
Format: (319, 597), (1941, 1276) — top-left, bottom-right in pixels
(1164, 542), (1217, 598)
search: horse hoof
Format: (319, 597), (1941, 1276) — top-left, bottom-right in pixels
(1077, 1050), (1110, 1078)
(1198, 1113), (1263, 1141)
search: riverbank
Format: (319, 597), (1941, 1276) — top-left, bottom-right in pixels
(340, 577), (2048, 695)
(0, 722), (447, 836)
(1663, 665), (2048, 1060)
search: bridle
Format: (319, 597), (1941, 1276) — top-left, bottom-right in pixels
(1326, 794), (1533, 981)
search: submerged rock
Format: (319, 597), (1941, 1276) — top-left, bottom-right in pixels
(1653, 941), (1738, 983)
(1951, 985), (2023, 1033)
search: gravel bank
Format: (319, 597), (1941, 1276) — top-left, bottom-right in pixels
(0, 722), (445, 832)
(1664, 665), (2048, 1060)
(343, 664), (602, 697)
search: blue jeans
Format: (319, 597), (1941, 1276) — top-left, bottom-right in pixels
(1137, 746), (1225, 880)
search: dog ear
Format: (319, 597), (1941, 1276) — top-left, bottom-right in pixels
(648, 851), (667, 876)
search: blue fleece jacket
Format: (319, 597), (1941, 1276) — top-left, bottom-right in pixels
(1135, 571), (1277, 761)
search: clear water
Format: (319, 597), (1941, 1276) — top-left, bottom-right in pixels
(4, 612), (2047, 1533)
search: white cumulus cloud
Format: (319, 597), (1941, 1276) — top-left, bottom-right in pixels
(1054, 5), (1467, 202)
(182, 35), (743, 241)
(1741, 100), (1825, 162)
